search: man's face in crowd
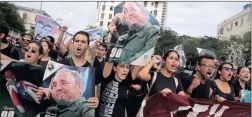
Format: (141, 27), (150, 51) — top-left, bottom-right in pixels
(113, 64), (130, 81)
(35, 22), (44, 35)
(97, 45), (106, 58)
(42, 26), (52, 37)
(51, 72), (83, 105)
(238, 67), (251, 82)
(73, 34), (89, 58)
(124, 2), (147, 30)
(21, 35), (33, 47)
(197, 58), (216, 79)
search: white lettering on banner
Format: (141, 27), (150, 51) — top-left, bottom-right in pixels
(214, 106), (229, 117)
(0, 111), (14, 117)
(109, 48), (122, 58)
(99, 80), (119, 117)
(187, 104), (209, 117)
(207, 104), (220, 116)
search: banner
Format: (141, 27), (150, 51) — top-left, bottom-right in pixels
(174, 45), (187, 68)
(0, 60), (45, 116)
(139, 93), (251, 117)
(43, 60), (95, 99)
(106, 2), (160, 65)
(35, 14), (73, 43)
(85, 28), (103, 46)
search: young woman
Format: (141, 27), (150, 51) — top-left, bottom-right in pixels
(213, 62), (236, 102)
(39, 41), (55, 67)
(233, 66), (251, 99)
(138, 50), (185, 97)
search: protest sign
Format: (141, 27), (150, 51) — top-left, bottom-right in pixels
(106, 2), (160, 66)
(35, 14), (73, 43)
(42, 60), (95, 99)
(174, 45), (187, 68)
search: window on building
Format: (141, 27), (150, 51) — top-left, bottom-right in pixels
(230, 23), (233, 30)
(155, 2), (158, 8)
(111, 1), (114, 3)
(150, 11), (153, 14)
(154, 10), (157, 17)
(144, 1), (147, 6)
(220, 27), (224, 34)
(110, 6), (113, 11)
(102, 5), (106, 11)
(109, 14), (112, 19)
(151, 2), (154, 6)
(23, 13), (27, 21)
(101, 13), (104, 19)
(108, 22), (111, 26)
(235, 21), (238, 26)
(241, 17), (244, 26)
(103, 2), (106, 4)
(100, 21), (103, 26)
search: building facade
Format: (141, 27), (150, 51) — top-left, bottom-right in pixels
(96, 1), (168, 29)
(217, 4), (251, 40)
(16, 5), (50, 35)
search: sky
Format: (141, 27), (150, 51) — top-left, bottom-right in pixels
(12, 1), (251, 37)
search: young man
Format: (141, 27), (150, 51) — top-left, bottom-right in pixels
(181, 55), (216, 99)
(17, 33), (34, 60)
(37, 69), (94, 117)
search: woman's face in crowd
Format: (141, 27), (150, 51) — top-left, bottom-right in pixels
(218, 64), (234, 81)
(164, 52), (179, 73)
(41, 41), (50, 54)
(113, 64), (130, 81)
(238, 67), (251, 82)
(24, 43), (42, 65)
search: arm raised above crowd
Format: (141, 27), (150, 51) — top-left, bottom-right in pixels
(57, 26), (69, 55)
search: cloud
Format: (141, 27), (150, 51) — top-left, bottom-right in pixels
(165, 2), (250, 37)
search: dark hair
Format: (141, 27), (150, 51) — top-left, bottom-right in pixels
(99, 42), (108, 51)
(28, 41), (44, 55)
(36, 21), (44, 25)
(237, 66), (250, 75)
(43, 24), (52, 29)
(47, 36), (55, 43)
(197, 55), (215, 65)
(73, 31), (90, 45)
(216, 62), (233, 79)
(0, 21), (9, 43)
(40, 40), (53, 51)
(162, 50), (180, 60)
(21, 33), (34, 40)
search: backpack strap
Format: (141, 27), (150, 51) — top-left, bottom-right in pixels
(147, 72), (157, 95)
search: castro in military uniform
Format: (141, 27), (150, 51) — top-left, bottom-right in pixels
(36, 69), (94, 117)
(108, 2), (159, 64)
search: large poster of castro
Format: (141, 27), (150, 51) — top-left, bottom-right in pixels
(106, 2), (160, 66)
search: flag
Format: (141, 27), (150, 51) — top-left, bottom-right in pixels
(174, 45), (187, 68)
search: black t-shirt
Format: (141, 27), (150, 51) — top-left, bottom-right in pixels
(181, 75), (214, 99)
(93, 57), (105, 85)
(59, 58), (92, 67)
(148, 72), (184, 97)
(0, 45), (20, 60)
(39, 59), (56, 68)
(97, 72), (132, 117)
(213, 81), (235, 101)
(49, 50), (58, 61)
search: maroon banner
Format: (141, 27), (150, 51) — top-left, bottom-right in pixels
(143, 93), (251, 117)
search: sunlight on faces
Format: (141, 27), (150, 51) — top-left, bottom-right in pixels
(113, 64), (130, 81)
(24, 43), (42, 65)
(218, 64), (234, 82)
(163, 52), (179, 73)
(41, 41), (50, 54)
(197, 58), (215, 79)
(73, 34), (89, 58)
(51, 71), (83, 106)
(124, 2), (147, 30)
(238, 67), (251, 82)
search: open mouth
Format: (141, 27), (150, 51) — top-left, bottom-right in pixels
(206, 72), (212, 78)
(26, 54), (31, 59)
(244, 76), (249, 79)
(76, 48), (82, 53)
(171, 64), (176, 69)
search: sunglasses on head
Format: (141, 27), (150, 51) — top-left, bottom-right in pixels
(222, 67), (234, 72)
(24, 46), (38, 53)
(22, 38), (31, 42)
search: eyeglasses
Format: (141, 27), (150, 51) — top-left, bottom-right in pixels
(222, 67), (234, 72)
(24, 46), (38, 53)
(22, 38), (31, 42)
(200, 64), (217, 69)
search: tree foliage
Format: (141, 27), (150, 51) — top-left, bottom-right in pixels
(0, 2), (26, 32)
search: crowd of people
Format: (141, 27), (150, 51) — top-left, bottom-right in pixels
(0, 7), (251, 117)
